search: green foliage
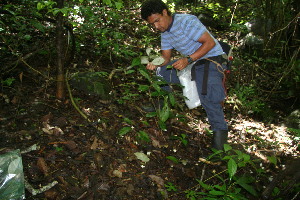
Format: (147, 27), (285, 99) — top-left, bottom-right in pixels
(170, 134), (188, 146)
(288, 128), (300, 136)
(1, 78), (15, 87)
(118, 127), (132, 136)
(137, 130), (150, 142)
(165, 182), (177, 192)
(182, 144), (262, 199)
(229, 84), (265, 114)
(288, 128), (300, 149)
(137, 63), (177, 130)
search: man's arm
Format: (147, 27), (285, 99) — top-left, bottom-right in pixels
(190, 31), (215, 61)
(146, 49), (172, 70)
(172, 31), (215, 70)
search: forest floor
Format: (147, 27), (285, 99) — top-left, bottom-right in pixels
(0, 70), (299, 200)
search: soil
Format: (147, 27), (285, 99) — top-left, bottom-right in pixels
(0, 69), (299, 200)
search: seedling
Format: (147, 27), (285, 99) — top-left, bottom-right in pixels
(140, 48), (165, 65)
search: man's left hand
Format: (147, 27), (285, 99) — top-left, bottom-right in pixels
(172, 57), (189, 70)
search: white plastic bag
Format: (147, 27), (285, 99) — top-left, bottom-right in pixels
(178, 63), (201, 109)
(0, 149), (25, 200)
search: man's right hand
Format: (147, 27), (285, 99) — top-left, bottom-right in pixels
(146, 62), (157, 70)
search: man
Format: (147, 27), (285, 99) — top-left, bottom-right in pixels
(141, 0), (228, 150)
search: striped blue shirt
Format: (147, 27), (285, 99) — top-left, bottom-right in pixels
(161, 14), (223, 59)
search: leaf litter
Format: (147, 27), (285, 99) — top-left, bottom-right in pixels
(0, 72), (299, 200)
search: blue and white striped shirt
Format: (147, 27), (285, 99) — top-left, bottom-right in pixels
(161, 14), (223, 59)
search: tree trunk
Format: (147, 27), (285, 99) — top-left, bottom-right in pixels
(56, 0), (65, 99)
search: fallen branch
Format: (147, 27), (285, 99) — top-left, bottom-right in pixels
(65, 70), (89, 121)
(108, 65), (134, 80)
(25, 179), (58, 196)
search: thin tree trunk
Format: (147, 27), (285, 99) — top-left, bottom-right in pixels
(56, 0), (65, 99)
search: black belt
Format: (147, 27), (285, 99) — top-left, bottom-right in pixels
(191, 55), (225, 95)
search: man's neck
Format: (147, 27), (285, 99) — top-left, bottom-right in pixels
(166, 15), (174, 32)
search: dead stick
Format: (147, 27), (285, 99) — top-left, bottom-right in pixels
(65, 70), (89, 121)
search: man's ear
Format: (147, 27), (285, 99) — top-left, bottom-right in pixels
(162, 9), (168, 16)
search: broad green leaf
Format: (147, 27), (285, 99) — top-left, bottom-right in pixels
(267, 156), (277, 165)
(152, 82), (161, 92)
(228, 158), (237, 180)
(103, 0), (112, 6)
(134, 152), (150, 163)
(158, 120), (167, 131)
(196, 180), (211, 190)
(138, 84), (149, 92)
(159, 100), (169, 122)
(125, 69), (135, 74)
(243, 153), (251, 162)
(146, 112), (157, 117)
(214, 184), (226, 191)
(152, 56), (165, 65)
(115, 2), (123, 9)
(169, 93), (175, 106)
(24, 35), (31, 40)
(118, 127), (132, 136)
(131, 57), (141, 66)
(224, 144), (232, 152)
(166, 156), (179, 163)
(37, 3), (44, 10)
(123, 118), (133, 125)
(141, 56), (149, 64)
(31, 20), (45, 33)
(138, 69), (151, 81)
(236, 177), (258, 196)
(146, 48), (152, 56)
(138, 131), (150, 142)
(209, 190), (225, 196)
(52, 8), (60, 16)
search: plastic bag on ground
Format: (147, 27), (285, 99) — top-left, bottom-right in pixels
(0, 149), (25, 200)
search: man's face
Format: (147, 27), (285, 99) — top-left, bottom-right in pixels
(146, 9), (172, 32)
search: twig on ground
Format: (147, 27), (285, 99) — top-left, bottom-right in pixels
(25, 179), (58, 196)
(65, 70), (89, 121)
(108, 65), (133, 80)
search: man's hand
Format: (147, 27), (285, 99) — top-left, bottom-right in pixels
(172, 57), (189, 70)
(146, 62), (157, 70)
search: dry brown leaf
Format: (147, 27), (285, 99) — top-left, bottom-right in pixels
(112, 170), (122, 178)
(126, 184), (134, 195)
(37, 157), (49, 176)
(64, 140), (77, 150)
(151, 136), (162, 148)
(41, 113), (53, 124)
(90, 137), (99, 150)
(44, 189), (58, 200)
(148, 175), (164, 188)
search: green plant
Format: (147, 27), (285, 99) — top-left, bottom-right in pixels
(136, 130), (150, 142)
(165, 182), (177, 192)
(230, 84), (265, 114)
(288, 128), (300, 149)
(170, 134), (188, 146)
(1, 78), (16, 87)
(183, 144), (261, 199)
(166, 156), (180, 164)
(138, 64), (176, 130)
(54, 146), (63, 152)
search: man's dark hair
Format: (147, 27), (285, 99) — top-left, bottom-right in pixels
(141, 0), (171, 20)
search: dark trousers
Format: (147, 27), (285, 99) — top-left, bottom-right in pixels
(156, 59), (228, 131)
